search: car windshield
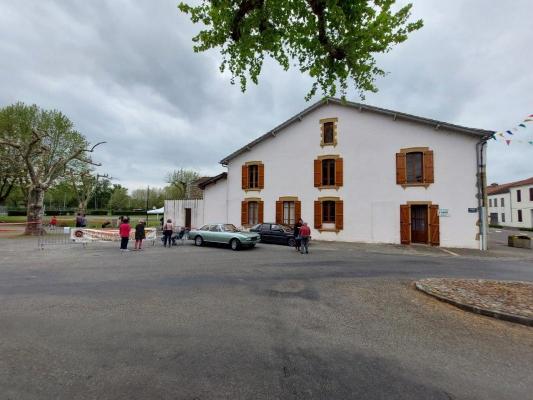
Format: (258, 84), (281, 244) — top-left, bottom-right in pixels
(222, 224), (239, 232)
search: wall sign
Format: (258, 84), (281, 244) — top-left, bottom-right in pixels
(468, 207), (478, 213)
(438, 209), (449, 217)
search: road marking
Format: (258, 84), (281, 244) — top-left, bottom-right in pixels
(440, 248), (460, 257)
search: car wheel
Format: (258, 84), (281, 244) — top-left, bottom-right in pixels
(194, 236), (204, 246)
(288, 238), (296, 247)
(230, 239), (240, 251)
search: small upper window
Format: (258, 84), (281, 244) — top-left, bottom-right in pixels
(248, 165), (259, 189)
(518, 209), (523, 222)
(517, 189), (522, 202)
(501, 198), (504, 207)
(323, 122), (334, 144)
(322, 159), (336, 186)
(406, 152), (423, 183)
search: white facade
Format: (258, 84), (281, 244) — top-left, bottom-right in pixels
(164, 199), (204, 229)
(203, 100), (489, 248)
(488, 182), (533, 228)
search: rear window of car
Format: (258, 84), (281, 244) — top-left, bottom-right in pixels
(260, 224), (271, 231)
(199, 225), (209, 231)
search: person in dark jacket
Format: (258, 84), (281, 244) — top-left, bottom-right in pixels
(134, 219), (146, 250)
(293, 218), (303, 252)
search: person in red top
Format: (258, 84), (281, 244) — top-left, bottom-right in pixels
(299, 222), (311, 254)
(50, 215), (57, 230)
(119, 217), (131, 252)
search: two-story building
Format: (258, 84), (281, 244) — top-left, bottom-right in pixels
(487, 177), (533, 228)
(199, 98), (493, 248)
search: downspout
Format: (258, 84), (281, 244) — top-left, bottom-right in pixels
(476, 134), (491, 250)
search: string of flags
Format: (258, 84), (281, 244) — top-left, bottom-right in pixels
(491, 114), (533, 146)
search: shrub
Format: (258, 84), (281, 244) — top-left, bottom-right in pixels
(519, 227), (533, 232)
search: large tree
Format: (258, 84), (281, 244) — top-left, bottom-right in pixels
(67, 163), (110, 214)
(166, 168), (201, 199)
(0, 103), (103, 234)
(179, 0), (423, 99)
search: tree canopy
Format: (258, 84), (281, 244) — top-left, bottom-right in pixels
(179, 0), (423, 99)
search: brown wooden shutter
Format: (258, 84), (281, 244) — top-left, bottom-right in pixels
(396, 153), (406, 185)
(275, 201), (282, 224)
(241, 201), (248, 226)
(241, 165), (248, 189)
(335, 158), (343, 187)
(335, 200), (343, 230)
(258, 164), (265, 189)
(258, 201), (264, 224)
(314, 159), (321, 187)
(314, 200), (322, 229)
(400, 204), (411, 244)
(429, 204), (440, 246)
(295, 200), (301, 224)
(423, 150), (434, 184)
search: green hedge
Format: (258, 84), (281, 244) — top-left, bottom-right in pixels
(519, 227), (533, 232)
(7, 210), (26, 216)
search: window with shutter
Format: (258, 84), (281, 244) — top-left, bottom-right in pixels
(248, 201), (259, 225)
(335, 200), (343, 230)
(282, 201), (295, 225)
(315, 197), (343, 231)
(322, 201), (335, 223)
(248, 165), (259, 189)
(397, 148), (434, 187)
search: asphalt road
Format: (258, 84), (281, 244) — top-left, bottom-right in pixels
(0, 239), (532, 400)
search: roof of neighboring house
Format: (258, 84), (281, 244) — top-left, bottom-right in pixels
(197, 172), (228, 190)
(220, 97), (494, 165)
(487, 177), (533, 195)
(193, 176), (212, 186)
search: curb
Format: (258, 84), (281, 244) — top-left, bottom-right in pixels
(414, 282), (533, 327)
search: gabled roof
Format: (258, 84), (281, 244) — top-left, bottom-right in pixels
(197, 172), (227, 190)
(487, 177), (533, 195)
(220, 97), (494, 165)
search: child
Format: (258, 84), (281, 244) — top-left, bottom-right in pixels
(119, 217), (131, 252)
(134, 219), (146, 250)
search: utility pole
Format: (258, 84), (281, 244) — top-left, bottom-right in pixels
(146, 185), (149, 223)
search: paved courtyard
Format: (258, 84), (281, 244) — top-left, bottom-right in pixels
(0, 238), (532, 399)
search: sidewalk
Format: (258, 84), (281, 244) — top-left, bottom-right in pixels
(415, 278), (533, 326)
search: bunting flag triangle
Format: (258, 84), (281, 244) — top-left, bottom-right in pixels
(506, 139), (511, 145)
(506, 130), (513, 135)
(519, 123), (526, 128)
(498, 133), (504, 137)
(525, 119), (533, 122)
(529, 114), (533, 117)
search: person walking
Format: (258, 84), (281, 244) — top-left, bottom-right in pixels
(134, 219), (146, 251)
(293, 218), (303, 252)
(162, 219), (174, 248)
(119, 217), (131, 252)
(299, 222), (311, 254)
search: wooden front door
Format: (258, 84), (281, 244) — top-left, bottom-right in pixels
(411, 205), (428, 244)
(185, 208), (192, 229)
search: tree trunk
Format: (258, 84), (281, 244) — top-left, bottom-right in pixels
(78, 200), (88, 215)
(25, 186), (45, 235)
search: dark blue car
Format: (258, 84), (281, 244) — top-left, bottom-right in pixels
(250, 223), (296, 246)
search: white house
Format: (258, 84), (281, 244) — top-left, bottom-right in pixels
(488, 178), (533, 228)
(198, 98), (493, 249)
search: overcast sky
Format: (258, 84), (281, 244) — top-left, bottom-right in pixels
(1, 0), (532, 190)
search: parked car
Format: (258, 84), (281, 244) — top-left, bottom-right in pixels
(250, 223), (296, 246)
(188, 223), (259, 250)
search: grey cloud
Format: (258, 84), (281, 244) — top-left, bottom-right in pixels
(0, 0), (532, 190)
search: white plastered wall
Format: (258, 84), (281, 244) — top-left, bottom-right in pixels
(209, 103), (481, 248)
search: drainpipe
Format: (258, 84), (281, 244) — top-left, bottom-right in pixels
(476, 134), (492, 250)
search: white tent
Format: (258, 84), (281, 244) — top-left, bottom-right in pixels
(147, 207), (164, 215)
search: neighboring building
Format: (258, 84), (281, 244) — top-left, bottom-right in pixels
(487, 177), (533, 228)
(198, 98), (494, 248)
